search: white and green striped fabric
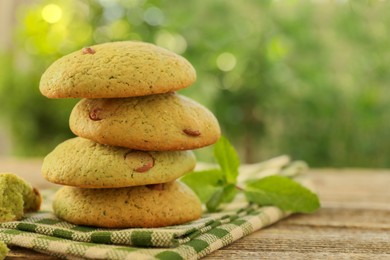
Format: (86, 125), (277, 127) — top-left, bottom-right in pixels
(0, 203), (287, 259)
(0, 156), (308, 259)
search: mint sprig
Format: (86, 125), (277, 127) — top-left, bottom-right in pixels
(181, 136), (320, 213)
(182, 136), (239, 212)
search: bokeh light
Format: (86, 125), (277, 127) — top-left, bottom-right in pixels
(155, 31), (187, 54)
(41, 4), (62, 24)
(216, 52), (237, 72)
(143, 6), (164, 26)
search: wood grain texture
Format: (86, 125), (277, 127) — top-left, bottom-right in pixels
(2, 160), (390, 259)
(205, 169), (390, 259)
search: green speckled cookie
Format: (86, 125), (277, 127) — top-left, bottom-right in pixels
(53, 181), (202, 228)
(42, 137), (196, 188)
(39, 41), (196, 98)
(0, 241), (9, 259)
(0, 173), (41, 222)
(69, 92), (221, 151)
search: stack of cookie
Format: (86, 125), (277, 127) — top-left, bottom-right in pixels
(39, 41), (221, 228)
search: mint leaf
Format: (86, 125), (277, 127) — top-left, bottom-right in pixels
(205, 184), (238, 212)
(221, 184), (238, 203)
(206, 187), (224, 212)
(214, 136), (240, 184)
(181, 169), (223, 203)
(244, 176), (320, 213)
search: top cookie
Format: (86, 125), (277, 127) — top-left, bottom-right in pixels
(39, 41), (196, 98)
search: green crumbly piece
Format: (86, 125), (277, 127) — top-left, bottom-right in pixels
(0, 241), (9, 259)
(0, 173), (42, 222)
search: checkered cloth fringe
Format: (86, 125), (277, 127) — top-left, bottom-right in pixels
(0, 156), (307, 259)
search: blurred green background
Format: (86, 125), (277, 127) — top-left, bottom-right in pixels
(1, 0), (390, 167)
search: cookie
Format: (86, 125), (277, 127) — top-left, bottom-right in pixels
(39, 41), (196, 98)
(42, 137), (196, 188)
(53, 181), (202, 228)
(69, 92), (221, 151)
(0, 173), (41, 222)
(0, 241), (9, 259)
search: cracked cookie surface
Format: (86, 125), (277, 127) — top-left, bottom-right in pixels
(39, 41), (196, 98)
(42, 137), (196, 188)
(69, 92), (221, 151)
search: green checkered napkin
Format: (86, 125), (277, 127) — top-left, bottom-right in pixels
(0, 157), (307, 259)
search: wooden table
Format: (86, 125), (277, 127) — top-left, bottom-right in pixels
(2, 158), (390, 259)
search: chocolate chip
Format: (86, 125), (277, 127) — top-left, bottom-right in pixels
(146, 183), (165, 190)
(82, 47), (96, 54)
(134, 157), (154, 173)
(32, 187), (40, 196)
(183, 129), (201, 137)
(89, 108), (103, 121)
(124, 151), (155, 173)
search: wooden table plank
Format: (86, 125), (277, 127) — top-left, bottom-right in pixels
(205, 169), (390, 259)
(206, 209), (390, 259)
(2, 159), (390, 259)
